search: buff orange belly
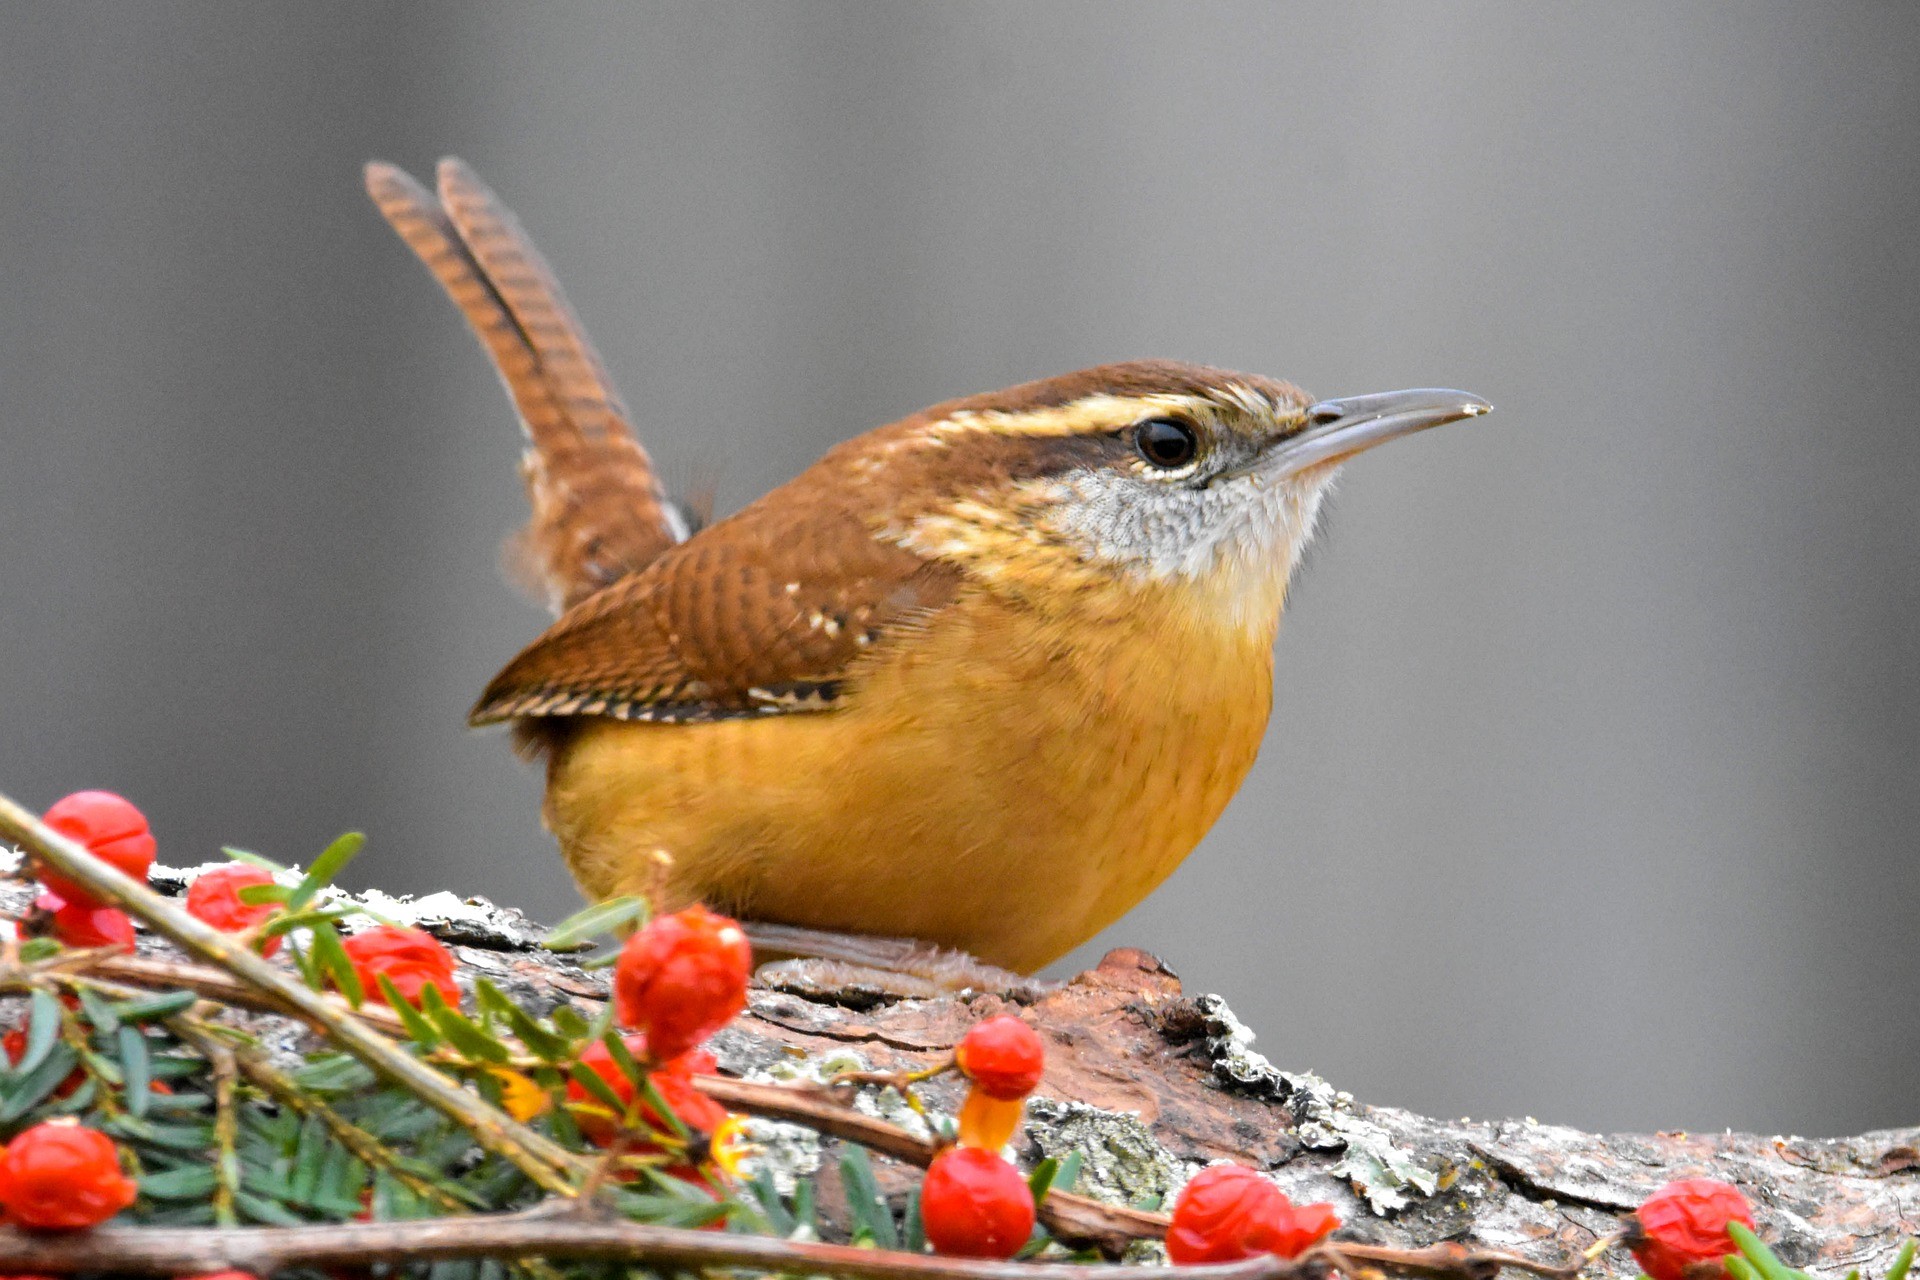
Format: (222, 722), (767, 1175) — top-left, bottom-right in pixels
(540, 590), (1275, 974)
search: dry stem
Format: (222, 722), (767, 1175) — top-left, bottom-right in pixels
(0, 1203), (1310, 1279)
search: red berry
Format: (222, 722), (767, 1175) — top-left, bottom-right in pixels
(38, 791), (155, 907)
(1264, 1198), (1342, 1259)
(0, 1121), (138, 1230)
(185, 865), (283, 956)
(955, 1016), (1045, 1101)
(1628, 1178), (1756, 1280)
(39, 894), (135, 950)
(339, 926), (459, 1008)
(612, 905), (751, 1062)
(920, 1146), (1035, 1260)
(564, 1034), (728, 1149)
(1165, 1164), (1340, 1264)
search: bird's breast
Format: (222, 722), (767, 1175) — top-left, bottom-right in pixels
(543, 581), (1277, 972)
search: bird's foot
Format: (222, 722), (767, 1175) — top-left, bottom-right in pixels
(742, 921), (1056, 1003)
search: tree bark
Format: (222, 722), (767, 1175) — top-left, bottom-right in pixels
(6, 861), (1914, 1276)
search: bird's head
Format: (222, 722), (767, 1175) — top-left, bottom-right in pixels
(859, 360), (1490, 631)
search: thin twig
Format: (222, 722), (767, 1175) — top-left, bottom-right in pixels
(205, 1036), (241, 1227)
(1322, 1243), (1579, 1280)
(0, 790), (581, 1196)
(0, 1203), (1311, 1280)
(95, 953), (411, 1037)
(171, 1016), (468, 1216)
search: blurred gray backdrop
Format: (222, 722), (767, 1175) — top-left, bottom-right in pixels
(3, 2), (1916, 1137)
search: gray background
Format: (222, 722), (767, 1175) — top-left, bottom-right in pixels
(2, 3), (1915, 1136)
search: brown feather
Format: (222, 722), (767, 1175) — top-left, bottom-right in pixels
(471, 476), (960, 725)
(364, 159), (682, 611)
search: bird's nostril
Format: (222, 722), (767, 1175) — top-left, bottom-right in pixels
(1307, 403), (1347, 426)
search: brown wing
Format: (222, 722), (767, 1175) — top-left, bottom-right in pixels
(365, 158), (684, 613)
(470, 489), (961, 725)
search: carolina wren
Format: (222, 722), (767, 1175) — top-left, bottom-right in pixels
(367, 159), (1490, 975)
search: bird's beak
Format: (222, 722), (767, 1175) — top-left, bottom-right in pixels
(1269, 388), (1492, 478)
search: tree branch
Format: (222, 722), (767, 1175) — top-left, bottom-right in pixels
(0, 1205), (1311, 1280)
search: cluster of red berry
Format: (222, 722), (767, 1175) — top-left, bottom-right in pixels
(27, 791), (157, 949)
(564, 904), (753, 1185)
(917, 1015), (1047, 1258)
(29, 790), (465, 1008)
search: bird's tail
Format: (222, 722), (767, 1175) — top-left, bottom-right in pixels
(365, 157), (687, 614)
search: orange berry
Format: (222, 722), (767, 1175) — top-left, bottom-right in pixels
(956, 1089), (1025, 1152)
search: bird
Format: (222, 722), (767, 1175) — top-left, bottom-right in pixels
(365, 158), (1490, 978)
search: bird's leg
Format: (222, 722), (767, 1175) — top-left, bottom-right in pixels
(742, 921), (1057, 1002)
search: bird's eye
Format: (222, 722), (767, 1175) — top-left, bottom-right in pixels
(1133, 417), (1198, 469)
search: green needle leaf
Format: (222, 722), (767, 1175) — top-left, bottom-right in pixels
(0, 1044), (79, 1121)
(139, 1164), (218, 1201)
(549, 1004), (592, 1040)
(1888, 1239), (1916, 1280)
(287, 831), (366, 911)
(379, 975), (443, 1049)
(310, 923), (365, 1007)
(541, 895), (650, 951)
(635, 1074), (689, 1142)
(904, 1186), (925, 1253)
(13, 989), (64, 1077)
(118, 1025), (152, 1118)
(840, 1145), (896, 1250)
(473, 981), (569, 1061)
(567, 1060), (628, 1115)
(259, 905), (357, 939)
(220, 846), (286, 873)
(426, 1001), (511, 1065)
(76, 987), (121, 1035)
(1027, 1155), (1060, 1207)
(107, 990), (199, 1024)
(1730, 1222), (1806, 1280)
